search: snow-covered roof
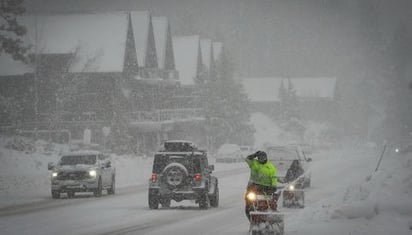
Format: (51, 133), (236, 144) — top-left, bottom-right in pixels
(212, 42), (222, 62)
(0, 54), (33, 76)
(200, 39), (212, 71)
(173, 35), (201, 86)
(61, 150), (102, 156)
(242, 77), (337, 102)
(15, 13), (129, 73)
(152, 16), (168, 69)
(130, 11), (158, 68)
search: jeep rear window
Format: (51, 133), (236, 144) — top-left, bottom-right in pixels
(60, 155), (97, 165)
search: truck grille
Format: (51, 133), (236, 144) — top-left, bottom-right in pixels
(57, 171), (89, 180)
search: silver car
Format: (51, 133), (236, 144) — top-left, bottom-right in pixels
(48, 151), (115, 198)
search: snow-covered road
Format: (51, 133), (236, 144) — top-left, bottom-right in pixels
(2, 148), (411, 235)
(0, 167), (250, 235)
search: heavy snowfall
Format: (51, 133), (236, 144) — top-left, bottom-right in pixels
(0, 113), (411, 235)
(0, 0), (412, 235)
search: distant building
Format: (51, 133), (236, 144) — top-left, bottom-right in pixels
(0, 13), (132, 142)
(242, 77), (337, 121)
(0, 12), (207, 152)
(172, 35), (203, 87)
(200, 39), (214, 79)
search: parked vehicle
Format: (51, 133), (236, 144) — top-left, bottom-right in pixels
(216, 144), (242, 163)
(47, 150), (116, 198)
(266, 145), (312, 208)
(240, 145), (255, 158)
(148, 140), (219, 209)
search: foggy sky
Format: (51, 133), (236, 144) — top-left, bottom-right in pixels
(26, 0), (412, 78)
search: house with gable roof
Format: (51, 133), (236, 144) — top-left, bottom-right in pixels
(211, 41), (223, 80)
(152, 16), (178, 80)
(212, 42), (223, 64)
(0, 12), (208, 152)
(129, 11), (158, 78)
(200, 39), (214, 79)
(173, 35), (203, 87)
(1, 12), (143, 145)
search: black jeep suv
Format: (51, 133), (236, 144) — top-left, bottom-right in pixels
(148, 140), (219, 209)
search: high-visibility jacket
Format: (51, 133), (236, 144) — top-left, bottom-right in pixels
(245, 158), (277, 187)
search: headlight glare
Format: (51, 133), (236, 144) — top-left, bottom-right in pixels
(246, 192), (257, 201)
(52, 172), (58, 177)
(288, 184), (295, 191)
(89, 170), (97, 177)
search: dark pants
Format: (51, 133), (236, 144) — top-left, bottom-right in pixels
(244, 182), (277, 221)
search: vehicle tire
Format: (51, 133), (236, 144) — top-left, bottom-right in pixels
(160, 197), (171, 208)
(198, 192), (209, 209)
(149, 195), (159, 209)
(209, 183), (219, 208)
(94, 177), (102, 197)
(162, 163), (188, 188)
(51, 191), (60, 199)
(67, 191), (75, 198)
(107, 175), (115, 195)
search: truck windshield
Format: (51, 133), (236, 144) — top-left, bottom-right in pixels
(60, 155), (97, 165)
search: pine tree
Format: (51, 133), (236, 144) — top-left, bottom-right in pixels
(0, 0), (29, 62)
(278, 78), (305, 140)
(201, 47), (255, 152)
(278, 79), (287, 120)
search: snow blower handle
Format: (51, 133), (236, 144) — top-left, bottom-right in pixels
(374, 144), (387, 172)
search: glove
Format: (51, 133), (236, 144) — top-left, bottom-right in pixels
(247, 153), (256, 160)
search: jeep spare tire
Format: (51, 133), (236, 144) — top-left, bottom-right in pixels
(162, 162), (188, 188)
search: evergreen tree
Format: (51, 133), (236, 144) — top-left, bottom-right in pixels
(278, 80), (287, 120)
(201, 47), (255, 152)
(278, 78), (305, 140)
(0, 0), (29, 62)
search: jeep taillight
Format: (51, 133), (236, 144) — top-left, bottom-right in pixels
(150, 173), (158, 182)
(194, 174), (202, 181)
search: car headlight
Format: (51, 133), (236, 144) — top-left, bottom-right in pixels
(288, 184), (295, 191)
(52, 172), (58, 178)
(89, 170), (97, 177)
(246, 192), (257, 201)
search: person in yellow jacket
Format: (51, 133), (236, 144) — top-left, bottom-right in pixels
(244, 150), (277, 220)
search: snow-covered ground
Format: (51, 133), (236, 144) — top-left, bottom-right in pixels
(0, 112), (411, 234)
(0, 137), (243, 208)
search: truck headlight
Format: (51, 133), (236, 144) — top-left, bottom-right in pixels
(52, 172), (58, 178)
(89, 170), (97, 177)
(246, 192), (257, 201)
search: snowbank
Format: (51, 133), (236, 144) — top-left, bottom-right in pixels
(287, 146), (412, 235)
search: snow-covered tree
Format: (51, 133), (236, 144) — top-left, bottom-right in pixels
(40, 46), (99, 129)
(278, 78), (305, 140)
(0, 0), (29, 62)
(201, 47), (254, 151)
